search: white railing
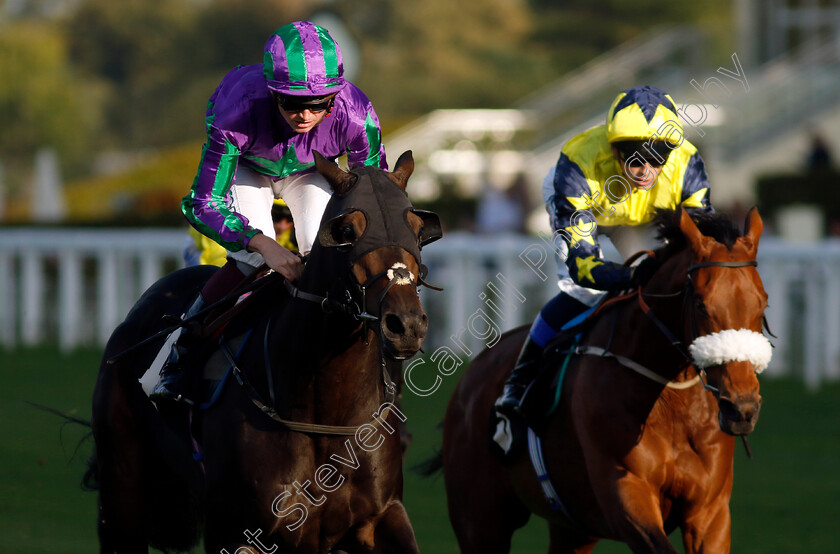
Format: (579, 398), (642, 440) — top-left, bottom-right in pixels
(1, 228), (838, 389)
(0, 228), (186, 351)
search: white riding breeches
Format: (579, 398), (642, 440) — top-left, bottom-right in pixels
(227, 165), (333, 269)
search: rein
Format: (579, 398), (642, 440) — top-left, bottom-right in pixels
(639, 259), (759, 394)
(283, 262), (435, 325)
(578, 258), (761, 394)
(107, 272), (285, 365)
(283, 279), (379, 322)
(220, 339), (396, 436)
(571, 255), (765, 459)
(574, 344), (702, 389)
(578, 257), (763, 458)
(225, 264), (419, 435)
(284, 262), (420, 360)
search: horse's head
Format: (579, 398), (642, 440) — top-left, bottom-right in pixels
(673, 207), (769, 436)
(310, 151), (441, 359)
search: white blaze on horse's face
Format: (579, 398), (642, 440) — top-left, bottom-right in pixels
(688, 329), (772, 374)
(387, 263), (415, 286)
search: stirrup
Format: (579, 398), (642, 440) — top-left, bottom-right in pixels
(495, 341), (543, 417)
(149, 383), (194, 406)
(495, 385), (526, 417)
(149, 297), (205, 406)
(149, 356), (196, 406)
(495, 361), (538, 416)
(149, 357), (195, 406)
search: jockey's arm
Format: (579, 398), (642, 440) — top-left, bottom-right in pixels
(679, 152), (715, 215)
(181, 118), (261, 254)
(340, 86), (388, 171)
(559, 224), (634, 291)
(546, 157), (634, 291)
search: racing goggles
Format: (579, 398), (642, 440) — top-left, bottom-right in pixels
(614, 140), (673, 168)
(275, 93), (336, 114)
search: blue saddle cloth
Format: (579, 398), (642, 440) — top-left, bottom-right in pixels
(197, 329), (253, 410)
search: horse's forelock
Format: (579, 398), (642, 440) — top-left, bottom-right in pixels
(653, 209), (741, 262)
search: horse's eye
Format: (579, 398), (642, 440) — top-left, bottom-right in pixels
(338, 224), (356, 244)
(696, 298), (709, 316)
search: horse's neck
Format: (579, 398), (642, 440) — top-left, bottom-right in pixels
(607, 255), (694, 378)
(283, 253), (344, 345)
(311, 332), (385, 417)
(274, 260), (384, 421)
(278, 323), (384, 426)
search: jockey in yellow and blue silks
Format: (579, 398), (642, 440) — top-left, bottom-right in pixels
(495, 85), (714, 418)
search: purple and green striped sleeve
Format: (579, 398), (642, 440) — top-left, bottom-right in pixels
(181, 102), (259, 252)
(346, 104), (387, 170)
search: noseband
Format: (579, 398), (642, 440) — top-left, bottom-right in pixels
(284, 260), (428, 324)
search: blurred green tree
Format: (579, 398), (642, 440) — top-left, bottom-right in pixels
(343, 0), (551, 121)
(0, 21), (105, 181)
(528, 0), (733, 74)
(65, 0), (201, 147)
(64, 0), (307, 149)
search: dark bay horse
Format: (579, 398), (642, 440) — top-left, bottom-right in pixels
(90, 151), (441, 553)
(439, 208), (769, 553)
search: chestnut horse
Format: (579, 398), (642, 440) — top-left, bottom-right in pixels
(90, 151), (441, 553)
(438, 208), (769, 553)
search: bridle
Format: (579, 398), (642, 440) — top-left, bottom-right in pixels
(225, 258), (434, 437)
(283, 258), (438, 341)
(637, 258), (760, 395)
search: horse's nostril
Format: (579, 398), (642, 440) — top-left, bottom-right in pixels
(719, 396), (761, 424)
(385, 313), (405, 335)
(742, 401), (761, 424)
(718, 398), (742, 421)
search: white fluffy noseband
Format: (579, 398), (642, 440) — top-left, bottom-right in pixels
(387, 263), (414, 286)
(688, 329), (772, 373)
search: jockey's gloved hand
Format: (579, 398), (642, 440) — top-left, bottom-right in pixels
(631, 256), (660, 286)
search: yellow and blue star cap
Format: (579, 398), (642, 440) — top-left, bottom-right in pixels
(606, 86), (683, 144)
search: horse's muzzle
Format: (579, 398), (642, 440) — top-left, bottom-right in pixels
(381, 308), (428, 359)
(717, 394), (762, 436)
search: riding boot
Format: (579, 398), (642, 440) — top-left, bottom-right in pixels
(149, 295), (206, 405)
(494, 336), (544, 418)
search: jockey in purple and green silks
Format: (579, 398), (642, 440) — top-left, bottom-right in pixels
(152, 21), (387, 403)
(183, 21), (386, 272)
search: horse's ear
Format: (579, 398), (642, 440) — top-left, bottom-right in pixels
(737, 206), (763, 255)
(314, 151), (355, 194)
(680, 207), (715, 257)
(389, 151), (414, 190)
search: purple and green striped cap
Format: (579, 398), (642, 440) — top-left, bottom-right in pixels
(263, 21), (346, 97)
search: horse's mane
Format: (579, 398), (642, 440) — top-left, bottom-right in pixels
(653, 209), (743, 263)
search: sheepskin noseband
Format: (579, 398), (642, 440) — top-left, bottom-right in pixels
(688, 329), (772, 373)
